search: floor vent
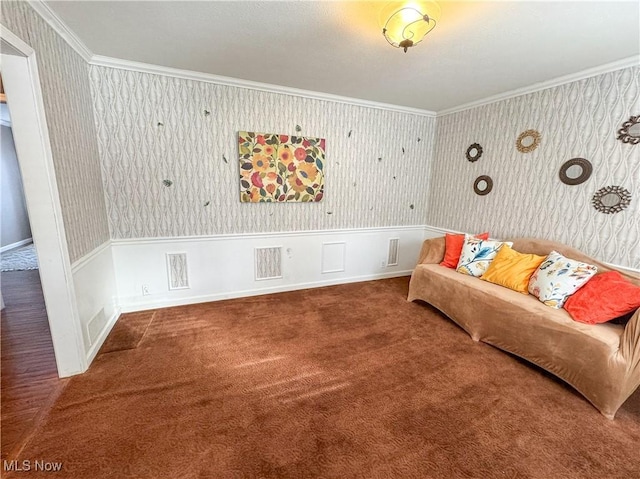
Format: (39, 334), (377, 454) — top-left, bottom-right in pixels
(87, 308), (107, 346)
(167, 252), (189, 290)
(255, 247), (283, 280)
(387, 238), (399, 266)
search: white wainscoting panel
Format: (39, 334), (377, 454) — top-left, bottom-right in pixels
(71, 241), (119, 363)
(112, 226), (425, 312)
(167, 252), (190, 289)
(387, 238), (400, 266)
(255, 247), (283, 281)
(321, 242), (346, 274)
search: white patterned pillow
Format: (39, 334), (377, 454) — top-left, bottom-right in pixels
(527, 251), (597, 309)
(456, 236), (513, 277)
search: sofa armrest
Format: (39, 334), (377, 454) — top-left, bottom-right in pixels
(620, 309), (640, 373)
(416, 237), (446, 265)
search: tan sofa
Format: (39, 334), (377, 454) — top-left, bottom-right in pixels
(408, 236), (640, 419)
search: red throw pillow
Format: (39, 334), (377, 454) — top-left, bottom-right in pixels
(440, 232), (489, 269)
(564, 271), (640, 324)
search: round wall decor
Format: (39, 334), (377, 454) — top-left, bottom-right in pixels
(516, 129), (541, 153)
(591, 186), (631, 214)
(466, 143), (483, 162)
(559, 158), (592, 186)
(473, 175), (493, 196)
(617, 115), (640, 145)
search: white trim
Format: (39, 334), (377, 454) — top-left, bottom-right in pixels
(85, 307), (121, 364)
(605, 262), (640, 276)
(1, 27), (87, 377)
(0, 119), (11, 127)
(0, 237), (33, 253)
(437, 56), (640, 117)
(166, 252), (190, 290)
(423, 224), (463, 236)
(321, 241), (346, 274)
(387, 237), (400, 267)
(254, 246), (284, 281)
(120, 270), (412, 313)
(0, 28), (35, 57)
(90, 55), (437, 118)
(111, 225), (427, 246)
(27, 0), (93, 62)
(22, 2), (640, 119)
(23, 2), (639, 119)
(70, 240), (110, 273)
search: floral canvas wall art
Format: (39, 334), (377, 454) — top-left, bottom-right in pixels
(238, 131), (325, 202)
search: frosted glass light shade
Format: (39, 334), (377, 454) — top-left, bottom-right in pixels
(381, 2), (441, 52)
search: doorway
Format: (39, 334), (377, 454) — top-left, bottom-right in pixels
(0, 27), (86, 377)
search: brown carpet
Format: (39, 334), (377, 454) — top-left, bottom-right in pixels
(7, 277), (640, 478)
(99, 310), (156, 353)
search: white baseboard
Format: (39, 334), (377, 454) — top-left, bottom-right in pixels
(0, 237), (33, 253)
(121, 270), (412, 313)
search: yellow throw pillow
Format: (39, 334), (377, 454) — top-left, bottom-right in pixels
(480, 245), (546, 294)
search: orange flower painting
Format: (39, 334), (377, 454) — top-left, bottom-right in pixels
(238, 131), (325, 203)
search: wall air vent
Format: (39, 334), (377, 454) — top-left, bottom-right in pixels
(87, 308), (107, 346)
(167, 252), (189, 290)
(387, 238), (399, 266)
(255, 247), (283, 280)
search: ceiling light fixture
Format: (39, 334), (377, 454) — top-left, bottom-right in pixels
(382, 2), (440, 53)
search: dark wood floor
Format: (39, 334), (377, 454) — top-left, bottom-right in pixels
(1, 270), (64, 461)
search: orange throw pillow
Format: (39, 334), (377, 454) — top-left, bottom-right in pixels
(564, 271), (640, 324)
(440, 232), (489, 268)
(480, 245), (546, 294)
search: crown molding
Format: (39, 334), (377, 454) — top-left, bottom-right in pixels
(436, 56), (640, 117)
(28, 0), (93, 62)
(89, 55), (437, 118)
(25, 1), (637, 120)
(28, 1), (435, 117)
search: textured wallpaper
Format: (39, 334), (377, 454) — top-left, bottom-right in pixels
(429, 67), (640, 268)
(1, 2), (110, 262)
(89, 66), (436, 238)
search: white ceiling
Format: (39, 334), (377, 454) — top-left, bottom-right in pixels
(46, 1), (640, 112)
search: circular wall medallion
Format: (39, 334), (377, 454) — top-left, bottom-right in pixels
(559, 158), (593, 186)
(617, 115), (640, 145)
(473, 175), (493, 196)
(516, 129), (541, 153)
(591, 186), (631, 214)
(466, 143), (483, 162)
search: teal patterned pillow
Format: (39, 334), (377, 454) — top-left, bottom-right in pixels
(456, 236), (513, 277)
(527, 251), (597, 309)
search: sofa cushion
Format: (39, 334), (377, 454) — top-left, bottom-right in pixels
(440, 232), (489, 268)
(528, 251), (597, 309)
(413, 264), (623, 350)
(456, 237), (512, 277)
(564, 271), (640, 324)
(481, 245), (546, 294)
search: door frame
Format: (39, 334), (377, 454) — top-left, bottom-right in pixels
(1, 26), (87, 376)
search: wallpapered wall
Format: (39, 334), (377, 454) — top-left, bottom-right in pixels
(428, 66), (640, 268)
(1, 2), (110, 263)
(89, 66), (436, 239)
